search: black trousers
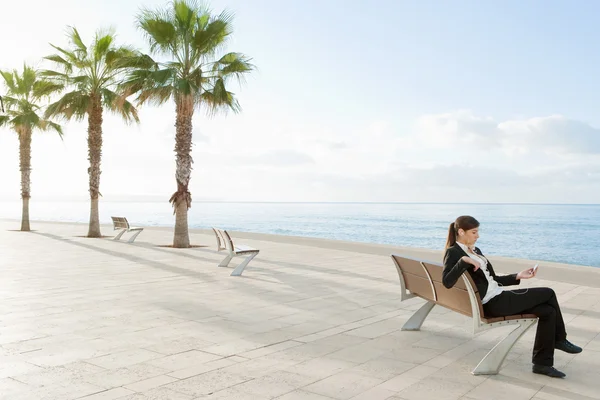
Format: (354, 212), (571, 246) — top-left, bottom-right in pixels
(483, 287), (567, 367)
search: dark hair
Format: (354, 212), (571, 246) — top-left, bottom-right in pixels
(445, 215), (480, 248)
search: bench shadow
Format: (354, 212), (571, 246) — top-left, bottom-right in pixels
(30, 231), (346, 299)
(131, 241), (403, 315)
(31, 231), (216, 282)
(134, 239), (396, 294)
(140, 240), (393, 286)
(30, 231), (405, 322)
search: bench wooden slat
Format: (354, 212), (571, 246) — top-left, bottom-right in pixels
(393, 256), (429, 278)
(391, 253), (539, 376)
(403, 273), (435, 302)
(422, 261), (469, 291)
(432, 282), (472, 317)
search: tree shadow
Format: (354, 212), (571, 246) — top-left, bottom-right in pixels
(31, 231), (216, 282)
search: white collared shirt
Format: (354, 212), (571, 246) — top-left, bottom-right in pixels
(456, 242), (503, 304)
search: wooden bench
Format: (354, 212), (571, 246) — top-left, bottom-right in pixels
(212, 227), (260, 276)
(391, 254), (538, 375)
(111, 216), (144, 243)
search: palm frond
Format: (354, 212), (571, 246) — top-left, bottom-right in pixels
(211, 52), (254, 84)
(43, 26), (141, 124)
(11, 111), (40, 127)
(38, 70), (71, 86)
(48, 44), (84, 70)
(94, 33), (114, 61)
(1, 65), (63, 136)
(0, 70), (18, 93)
(44, 54), (73, 73)
(33, 80), (64, 99)
(0, 95), (19, 108)
(130, 0), (253, 117)
(68, 26), (88, 56)
(39, 119), (64, 138)
(137, 10), (177, 55)
(101, 88), (139, 124)
(45, 90), (89, 121)
(201, 78), (240, 116)
(136, 85), (174, 106)
(192, 17), (231, 56)
(105, 47), (139, 68)
(122, 66), (177, 105)
(18, 65), (37, 94)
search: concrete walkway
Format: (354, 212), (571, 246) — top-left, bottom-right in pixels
(1, 220), (599, 400)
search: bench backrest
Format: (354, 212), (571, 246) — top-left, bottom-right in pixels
(111, 216), (130, 230)
(212, 227), (235, 252)
(391, 254), (484, 319)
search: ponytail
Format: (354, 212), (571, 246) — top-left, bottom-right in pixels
(445, 222), (457, 249)
(446, 216), (480, 249)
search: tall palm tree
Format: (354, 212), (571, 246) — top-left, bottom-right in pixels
(0, 65), (63, 231)
(124, 0), (254, 248)
(42, 27), (140, 238)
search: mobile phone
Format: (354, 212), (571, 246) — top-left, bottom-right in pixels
(532, 264), (539, 273)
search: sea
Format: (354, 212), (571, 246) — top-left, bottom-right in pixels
(1, 201), (599, 268)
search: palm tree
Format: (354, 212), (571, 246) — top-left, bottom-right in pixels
(124, 0), (254, 248)
(42, 27), (139, 238)
(0, 65), (63, 231)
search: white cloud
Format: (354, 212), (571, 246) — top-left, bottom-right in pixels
(2, 105), (600, 203)
(414, 110), (500, 148)
(414, 110), (600, 157)
(241, 150), (315, 166)
(499, 115), (600, 156)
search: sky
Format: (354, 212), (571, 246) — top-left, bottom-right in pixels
(1, 0), (600, 203)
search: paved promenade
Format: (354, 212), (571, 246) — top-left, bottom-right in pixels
(1, 219), (599, 400)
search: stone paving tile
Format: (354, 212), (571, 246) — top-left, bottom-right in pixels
(78, 387), (136, 399)
(166, 356), (241, 379)
(1, 220), (599, 400)
(144, 349), (223, 371)
(123, 374), (178, 393)
(275, 390), (337, 400)
(160, 368), (254, 397)
(119, 386), (195, 400)
(348, 384), (399, 400)
(463, 374), (543, 400)
(302, 371), (384, 399)
(0, 377), (32, 400)
(81, 362), (172, 389)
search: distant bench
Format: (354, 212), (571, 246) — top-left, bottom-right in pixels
(391, 254), (538, 375)
(212, 227), (260, 276)
(111, 216), (144, 243)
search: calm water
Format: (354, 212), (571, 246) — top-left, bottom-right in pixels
(1, 201), (599, 267)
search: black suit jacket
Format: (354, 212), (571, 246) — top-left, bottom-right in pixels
(442, 243), (520, 300)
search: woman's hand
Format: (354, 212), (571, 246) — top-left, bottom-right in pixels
(517, 266), (538, 280)
(461, 256), (480, 271)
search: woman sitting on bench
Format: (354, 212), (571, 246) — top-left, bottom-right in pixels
(442, 215), (582, 378)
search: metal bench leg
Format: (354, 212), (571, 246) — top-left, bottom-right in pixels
(113, 229), (126, 241)
(472, 319), (537, 375)
(230, 252), (258, 277)
(402, 301), (435, 331)
(218, 253), (234, 268)
(127, 229), (143, 243)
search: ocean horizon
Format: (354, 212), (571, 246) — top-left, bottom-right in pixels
(1, 200), (599, 268)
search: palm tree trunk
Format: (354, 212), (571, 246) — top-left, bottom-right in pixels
(87, 95), (103, 238)
(170, 96), (194, 248)
(18, 127), (32, 231)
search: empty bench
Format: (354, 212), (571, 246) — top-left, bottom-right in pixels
(212, 227), (260, 276)
(391, 254), (538, 375)
(111, 216), (144, 243)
